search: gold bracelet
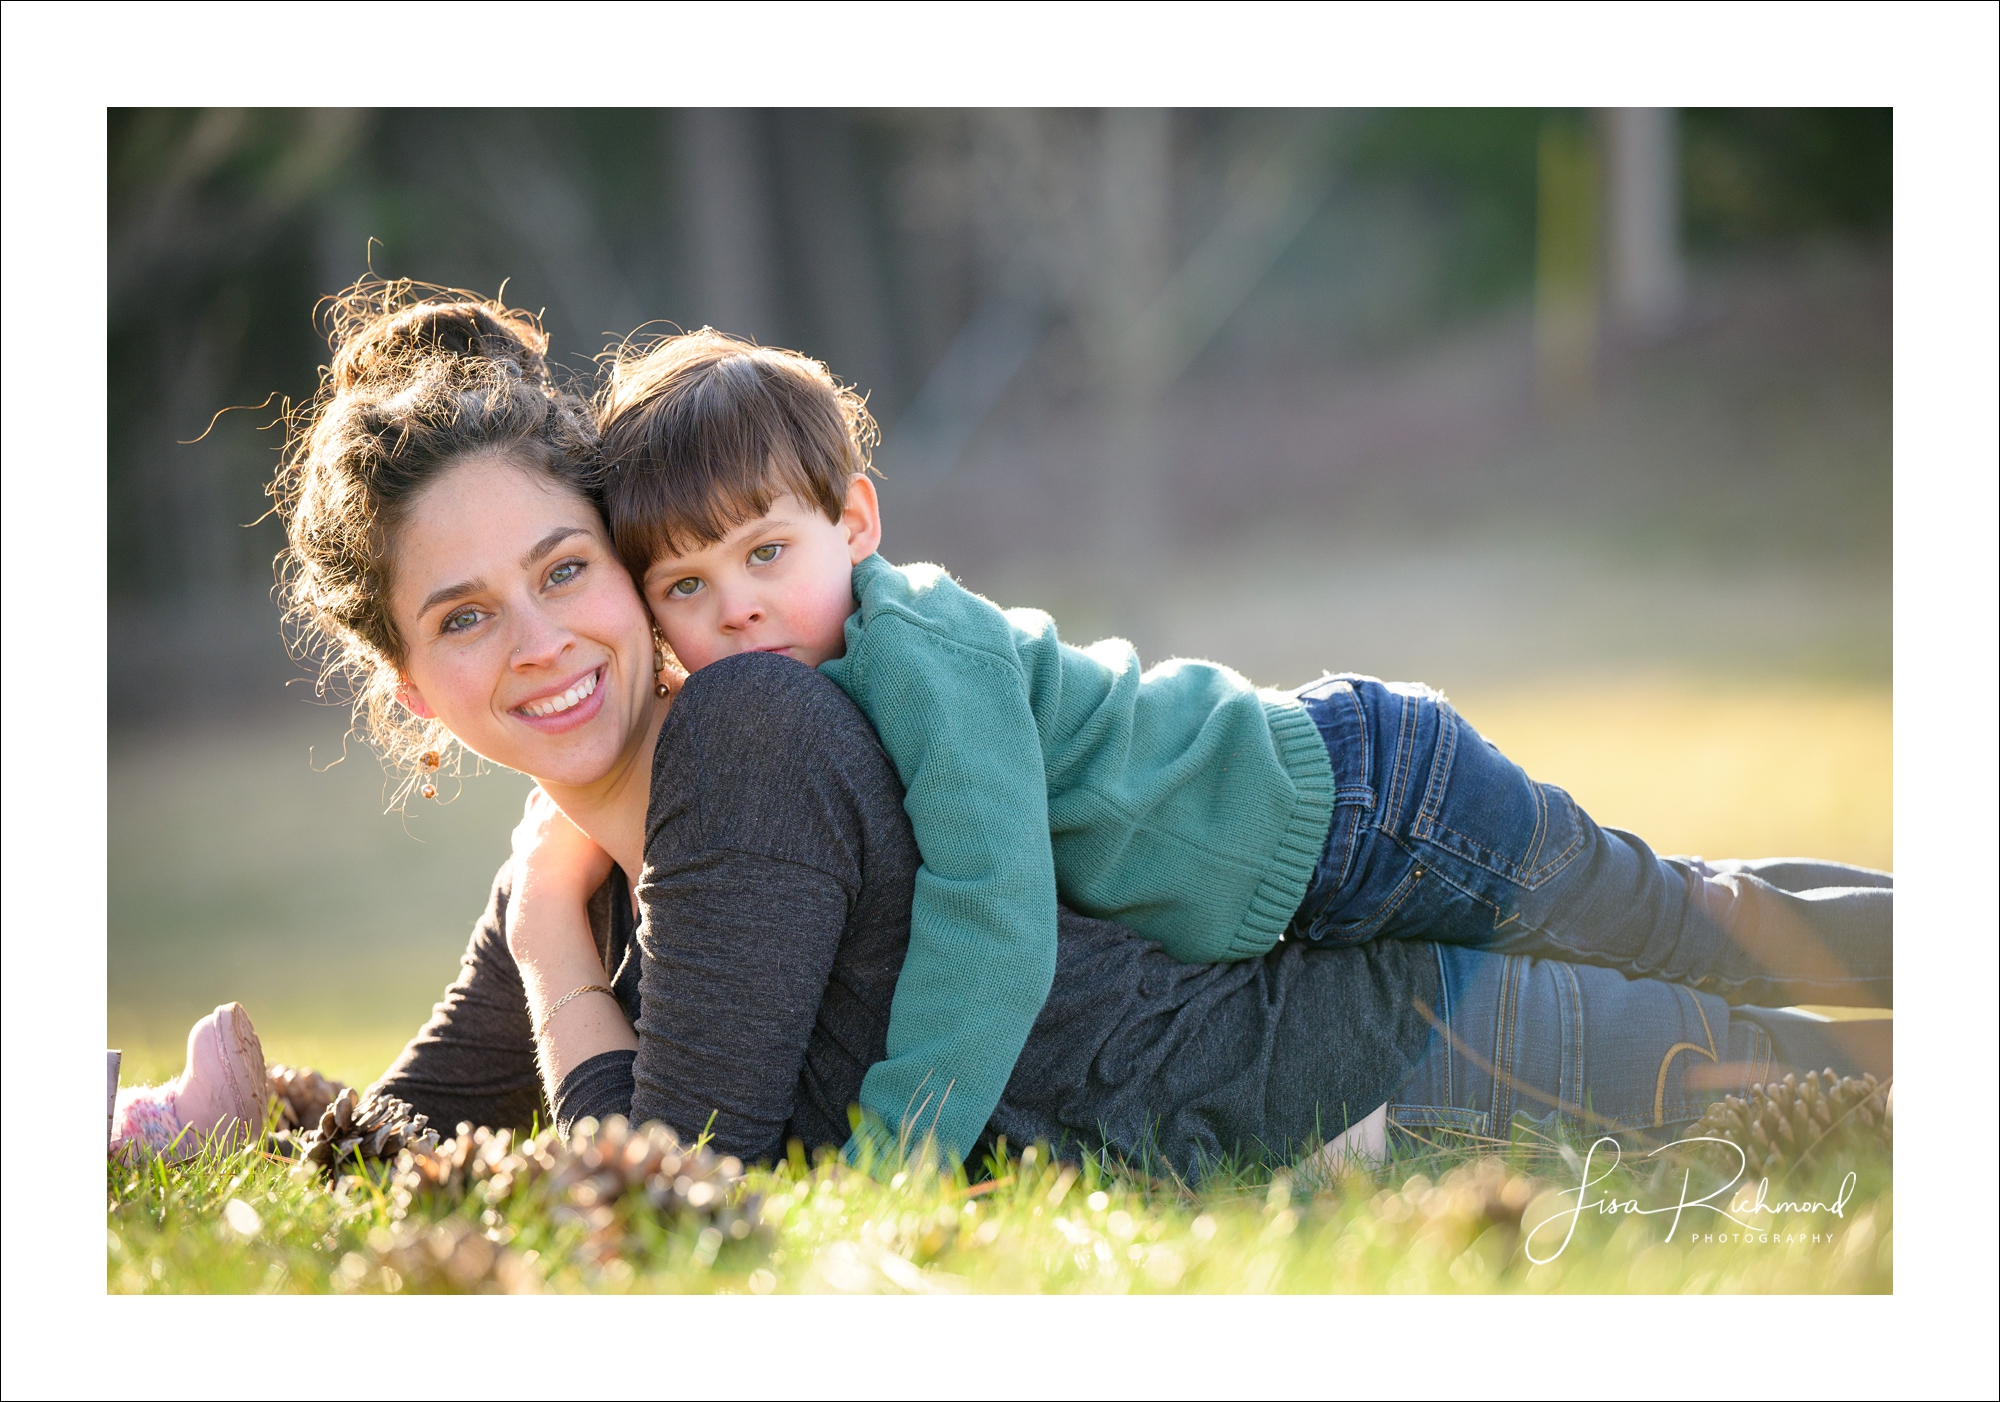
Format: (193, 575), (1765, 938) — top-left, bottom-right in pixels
(536, 984), (615, 1039)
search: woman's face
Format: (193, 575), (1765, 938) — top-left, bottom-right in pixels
(388, 452), (658, 791)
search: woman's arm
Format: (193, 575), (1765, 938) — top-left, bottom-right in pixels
(539, 839), (871, 1158)
(627, 847), (854, 1161)
(366, 864), (546, 1132)
(503, 788), (636, 1109)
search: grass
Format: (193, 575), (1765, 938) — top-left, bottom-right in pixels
(107, 1121), (1892, 1295)
(108, 675), (1891, 1292)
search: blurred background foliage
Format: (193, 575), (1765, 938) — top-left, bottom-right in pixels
(107, 108), (1891, 1082)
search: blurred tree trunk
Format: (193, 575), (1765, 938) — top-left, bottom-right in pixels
(1535, 115), (1599, 413)
(773, 111), (899, 400)
(1601, 107), (1685, 341)
(1096, 107), (1174, 650)
(678, 108), (779, 340)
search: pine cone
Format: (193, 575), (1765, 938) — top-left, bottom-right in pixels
(1683, 1069), (1890, 1180)
(565, 1118), (746, 1210)
(267, 1064), (346, 1133)
(391, 1122), (555, 1213)
(296, 1088), (438, 1179)
(372, 1218), (537, 1294)
(392, 1116), (764, 1261)
(546, 1117), (764, 1264)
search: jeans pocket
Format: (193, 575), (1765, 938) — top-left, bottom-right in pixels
(1413, 708), (1585, 891)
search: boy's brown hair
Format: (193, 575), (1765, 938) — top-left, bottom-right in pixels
(597, 328), (878, 577)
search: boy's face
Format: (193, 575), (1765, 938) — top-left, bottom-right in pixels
(642, 474), (882, 672)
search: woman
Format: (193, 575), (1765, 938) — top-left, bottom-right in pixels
(114, 285), (1890, 1174)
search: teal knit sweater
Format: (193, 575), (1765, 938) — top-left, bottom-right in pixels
(820, 555), (1335, 1164)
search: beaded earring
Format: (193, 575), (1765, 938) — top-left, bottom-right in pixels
(418, 749), (442, 800)
(653, 629), (674, 698)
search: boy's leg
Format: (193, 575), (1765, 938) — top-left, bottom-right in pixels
(1472, 824), (1895, 1006)
(1647, 855), (1892, 1005)
(1291, 678), (1891, 1007)
(1699, 856), (1893, 891)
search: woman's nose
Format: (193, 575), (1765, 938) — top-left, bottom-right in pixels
(508, 600), (574, 666)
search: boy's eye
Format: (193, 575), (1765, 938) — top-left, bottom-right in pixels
(668, 577), (703, 598)
(750, 543), (782, 564)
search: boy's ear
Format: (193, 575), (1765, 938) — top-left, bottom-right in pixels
(396, 678), (435, 720)
(842, 473), (883, 562)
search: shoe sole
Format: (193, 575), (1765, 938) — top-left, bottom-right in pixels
(168, 1003), (268, 1161)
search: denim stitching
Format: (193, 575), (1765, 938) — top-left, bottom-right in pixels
(1311, 837), (1427, 941)
(1491, 955), (1518, 1133)
(1558, 960), (1583, 1132)
(1385, 1106), (1486, 1134)
(1338, 681), (1369, 796)
(1412, 853), (1509, 928)
(1410, 704), (1458, 843)
(1327, 809), (1362, 897)
(1380, 692), (1417, 835)
(1433, 784), (1587, 888)
(1650, 986), (1721, 1126)
(1436, 943), (1455, 1112)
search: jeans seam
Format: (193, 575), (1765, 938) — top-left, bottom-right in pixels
(1381, 692), (1416, 834)
(1492, 955), (1518, 1133)
(1433, 786), (1587, 888)
(1410, 705), (1457, 843)
(1339, 682), (1369, 796)
(1436, 943), (1454, 1112)
(1328, 808), (1362, 894)
(1560, 960), (1583, 1131)
(1412, 855), (1509, 929)
(1311, 837), (1427, 941)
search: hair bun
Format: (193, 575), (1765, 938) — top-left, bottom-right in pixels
(325, 286), (550, 394)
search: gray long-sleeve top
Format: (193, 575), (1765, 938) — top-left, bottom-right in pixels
(370, 652), (1438, 1176)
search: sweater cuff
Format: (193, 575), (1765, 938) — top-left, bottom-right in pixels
(839, 1111), (905, 1181)
(553, 1049), (636, 1137)
(1233, 695), (1337, 955)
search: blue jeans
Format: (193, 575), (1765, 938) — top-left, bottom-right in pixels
(1387, 944), (1891, 1139)
(1289, 675), (1893, 1008)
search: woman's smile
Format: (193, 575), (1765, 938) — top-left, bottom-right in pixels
(384, 453), (665, 796)
(512, 663), (606, 730)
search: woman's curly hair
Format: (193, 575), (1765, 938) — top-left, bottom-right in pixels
(269, 278), (602, 802)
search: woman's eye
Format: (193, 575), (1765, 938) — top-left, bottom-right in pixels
(547, 560), (584, 587)
(750, 543), (782, 564)
(442, 607), (483, 635)
(668, 577), (702, 598)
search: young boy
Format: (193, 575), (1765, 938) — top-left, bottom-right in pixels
(598, 330), (1892, 1167)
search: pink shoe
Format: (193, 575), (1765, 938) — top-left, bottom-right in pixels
(163, 1002), (268, 1161)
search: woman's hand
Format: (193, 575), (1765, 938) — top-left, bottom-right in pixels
(509, 786), (614, 917)
(504, 787), (637, 1101)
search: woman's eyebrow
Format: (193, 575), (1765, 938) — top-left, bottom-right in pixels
(520, 525), (591, 567)
(419, 578), (483, 617)
(417, 528), (592, 617)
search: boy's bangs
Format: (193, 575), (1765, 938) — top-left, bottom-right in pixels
(614, 446), (823, 572)
(598, 330), (876, 577)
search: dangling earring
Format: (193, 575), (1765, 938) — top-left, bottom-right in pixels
(418, 750), (442, 800)
(652, 629), (673, 698)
